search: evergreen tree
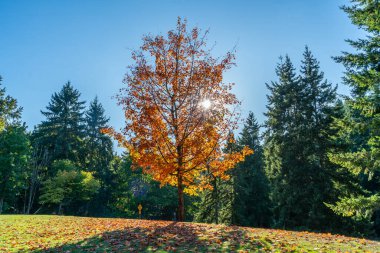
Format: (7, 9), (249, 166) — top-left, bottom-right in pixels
(33, 82), (86, 169)
(0, 125), (30, 214)
(196, 118), (271, 227)
(194, 134), (238, 225)
(194, 175), (234, 225)
(233, 112), (271, 227)
(0, 76), (30, 214)
(299, 47), (342, 229)
(264, 51), (339, 230)
(328, 0), (380, 235)
(84, 97), (114, 215)
(264, 55), (307, 229)
(85, 96), (113, 176)
(0, 75), (22, 130)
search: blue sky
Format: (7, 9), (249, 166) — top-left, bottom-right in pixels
(0, 0), (363, 133)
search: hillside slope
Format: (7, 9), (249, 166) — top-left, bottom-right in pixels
(0, 215), (379, 252)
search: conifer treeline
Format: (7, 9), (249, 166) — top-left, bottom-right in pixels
(0, 0), (378, 237)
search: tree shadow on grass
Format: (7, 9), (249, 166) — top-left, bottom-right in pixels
(32, 222), (270, 252)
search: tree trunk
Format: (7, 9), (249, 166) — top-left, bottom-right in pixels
(58, 203), (62, 215)
(177, 174), (185, 221)
(23, 189), (27, 214)
(212, 176), (219, 224)
(176, 142), (185, 221)
(27, 168), (37, 214)
(26, 185), (33, 214)
(0, 197), (3, 214)
(34, 206), (42, 214)
(85, 202), (89, 216)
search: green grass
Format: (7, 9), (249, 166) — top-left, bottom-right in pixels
(0, 215), (379, 252)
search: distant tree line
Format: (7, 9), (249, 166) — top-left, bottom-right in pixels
(0, 0), (378, 237)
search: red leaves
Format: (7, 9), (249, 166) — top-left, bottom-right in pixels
(104, 18), (253, 196)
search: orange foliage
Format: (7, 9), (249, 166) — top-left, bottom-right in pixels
(103, 18), (252, 218)
(3, 216), (379, 252)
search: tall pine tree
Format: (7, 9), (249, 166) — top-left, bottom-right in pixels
(264, 50), (340, 230)
(84, 97), (114, 215)
(328, 0), (380, 235)
(194, 134), (237, 225)
(264, 55), (307, 229)
(194, 175), (234, 224)
(85, 96), (113, 174)
(33, 82), (86, 170)
(232, 112), (271, 227)
(0, 75), (22, 130)
(299, 47), (341, 229)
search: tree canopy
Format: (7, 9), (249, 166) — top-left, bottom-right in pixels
(104, 18), (252, 221)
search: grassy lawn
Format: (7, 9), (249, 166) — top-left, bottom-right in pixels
(0, 215), (379, 252)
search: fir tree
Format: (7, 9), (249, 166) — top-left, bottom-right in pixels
(194, 133), (238, 225)
(299, 47), (341, 229)
(264, 51), (340, 230)
(194, 175), (234, 225)
(85, 96), (113, 174)
(233, 112), (271, 227)
(264, 55), (307, 229)
(328, 0), (380, 235)
(0, 75), (22, 130)
(84, 97), (114, 215)
(33, 82), (86, 169)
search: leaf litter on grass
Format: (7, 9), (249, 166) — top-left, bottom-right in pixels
(0, 215), (379, 252)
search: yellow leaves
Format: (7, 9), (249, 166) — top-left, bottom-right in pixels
(183, 185), (198, 196)
(241, 145), (254, 157)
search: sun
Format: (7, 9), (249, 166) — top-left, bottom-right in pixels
(200, 99), (212, 109)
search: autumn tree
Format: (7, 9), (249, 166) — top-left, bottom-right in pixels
(106, 19), (251, 221)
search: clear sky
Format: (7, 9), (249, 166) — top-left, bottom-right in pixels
(0, 0), (363, 133)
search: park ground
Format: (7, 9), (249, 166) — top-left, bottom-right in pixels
(0, 215), (379, 252)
